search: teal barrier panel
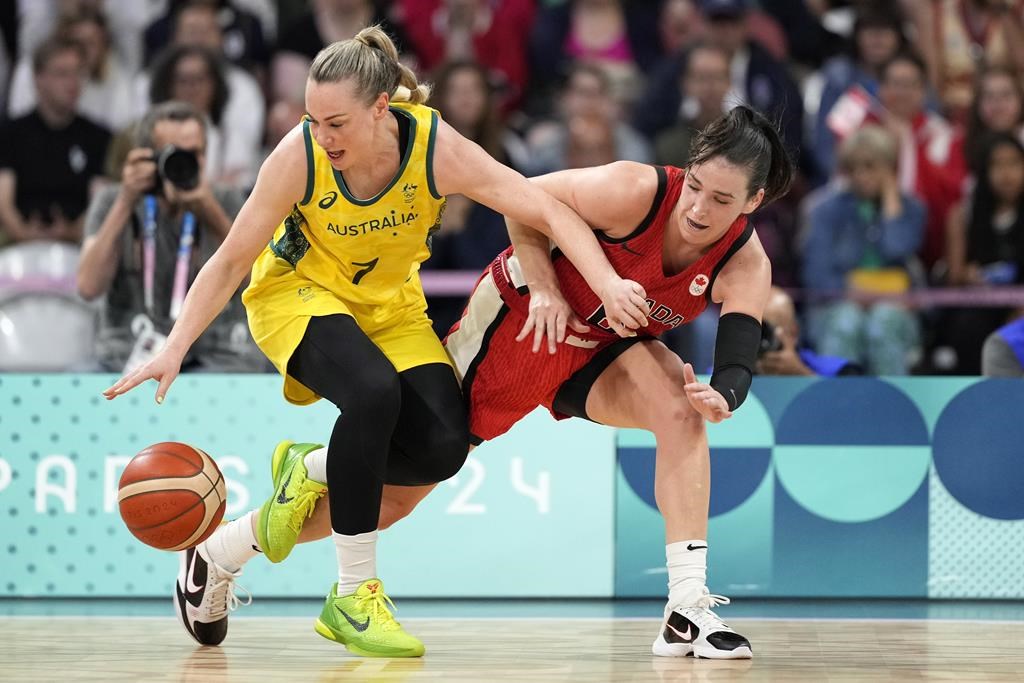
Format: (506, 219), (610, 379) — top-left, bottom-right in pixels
(5, 375), (1023, 599)
(0, 375), (616, 598)
(615, 377), (1024, 599)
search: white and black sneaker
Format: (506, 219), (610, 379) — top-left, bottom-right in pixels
(652, 589), (752, 659)
(174, 544), (251, 646)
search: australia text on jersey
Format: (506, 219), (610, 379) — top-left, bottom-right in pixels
(325, 210), (419, 237)
(587, 299), (685, 331)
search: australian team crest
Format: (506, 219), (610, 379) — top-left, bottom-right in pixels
(402, 182), (418, 204)
(689, 274), (709, 296)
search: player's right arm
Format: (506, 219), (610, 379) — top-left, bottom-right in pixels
(508, 162), (659, 350)
(104, 125), (308, 403)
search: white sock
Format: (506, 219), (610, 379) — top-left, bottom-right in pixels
(201, 510), (262, 573)
(303, 447), (328, 484)
(666, 540), (708, 608)
(334, 530), (378, 595)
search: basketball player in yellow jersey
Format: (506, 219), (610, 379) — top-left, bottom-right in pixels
(105, 26), (651, 656)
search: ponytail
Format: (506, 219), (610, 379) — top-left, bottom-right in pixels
(310, 25), (431, 105)
(687, 106), (794, 206)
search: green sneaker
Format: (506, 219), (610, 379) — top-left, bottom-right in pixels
(256, 440), (327, 563)
(314, 580), (425, 657)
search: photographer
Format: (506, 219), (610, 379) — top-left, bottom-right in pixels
(77, 100), (265, 373)
(758, 287), (863, 377)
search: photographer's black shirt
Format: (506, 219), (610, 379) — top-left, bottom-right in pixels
(0, 110), (110, 223)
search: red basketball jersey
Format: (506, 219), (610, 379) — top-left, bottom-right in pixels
(490, 165), (754, 340)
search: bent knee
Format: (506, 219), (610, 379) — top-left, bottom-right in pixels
(421, 429), (470, 482)
(648, 394), (704, 435)
(338, 367), (402, 416)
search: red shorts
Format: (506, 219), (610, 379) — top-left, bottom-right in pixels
(444, 270), (643, 443)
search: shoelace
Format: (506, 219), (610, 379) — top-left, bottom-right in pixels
(203, 567), (252, 621)
(286, 488), (324, 533)
(354, 590), (400, 632)
(679, 591), (732, 633)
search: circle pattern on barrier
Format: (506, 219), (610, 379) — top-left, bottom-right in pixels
(932, 380), (1024, 520)
(774, 379), (931, 523)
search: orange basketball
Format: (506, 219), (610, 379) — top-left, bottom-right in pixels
(118, 442), (226, 551)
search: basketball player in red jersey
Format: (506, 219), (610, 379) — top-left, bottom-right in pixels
(224, 106), (792, 659)
(440, 105), (794, 659)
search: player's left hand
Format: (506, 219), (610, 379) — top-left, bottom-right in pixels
(681, 362), (733, 423)
(516, 287), (590, 354)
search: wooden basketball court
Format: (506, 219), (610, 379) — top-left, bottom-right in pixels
(2, 616), (1022, 681)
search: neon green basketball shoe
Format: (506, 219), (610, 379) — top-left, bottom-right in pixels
(256, 440), (327, 563)
(314, 579), (425, 657)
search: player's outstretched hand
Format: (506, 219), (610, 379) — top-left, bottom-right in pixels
(103, 348), (185, 405)
(681, 362), (733, 423)
(516, 287), (590, 354)
(599, 277), (650, 338)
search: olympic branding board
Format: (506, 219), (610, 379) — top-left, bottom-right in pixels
(0, 375), (615, 598)
(4, 375), (1022, 599)
(616, 377), (1024, 599)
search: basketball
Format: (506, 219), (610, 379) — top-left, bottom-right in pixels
(117, 442), (227, 551)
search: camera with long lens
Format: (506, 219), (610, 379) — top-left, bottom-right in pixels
(758, 321), (783, 357)
(154, 145), (200, 191)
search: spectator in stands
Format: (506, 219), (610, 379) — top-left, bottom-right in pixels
(426, 59), (518, 263)
(143, 0), (270, 75)
(633, 0), (804, 166)
(528, 0), (661, 107)
(757, 287), (863, 376)
(872, 51), (967, 270)
(808, 5), (907, 183)
(422, 60), (515, 334)
(757, 0), (842, 68)
(943, 132), (1024, 373)
(148, 2), (265, 189)
(801, 125), (924, 375)
(525, 61), (652, 176)
(659, 0), (705, 56)
(76, 101), (264, 373)
(947, 133), (1024, 287)
(907, 0), (1024, 122)
(654, 41), (731, 168)
(272, 0), (404, 122)
(147, 46), (230, 183)
(399, 0), (535, 110)
(982, 316), (1024, 376)
(0, 38), (110, 245)
(966, 65), (1024, 167)
(7, 9), (135, 132)
(16, 0), (151, 74)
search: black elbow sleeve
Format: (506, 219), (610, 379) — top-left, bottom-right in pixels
(709, 312), (761, 411)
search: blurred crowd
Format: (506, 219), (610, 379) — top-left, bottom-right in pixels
(1, 0), (1023, 377)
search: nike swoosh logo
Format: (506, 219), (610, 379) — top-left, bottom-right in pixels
(185, 549), (205, 594)
(277, 471), (294, 504)
(686, 544), (707, 551)
(666, 622), (693, 642)
(729, 389), (737, 408)
(336, 606), (370, 632)
(175, 582), (202, 642)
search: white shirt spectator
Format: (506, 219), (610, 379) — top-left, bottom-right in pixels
(17, 0), (157, 73)
(134, 64), (264, 189)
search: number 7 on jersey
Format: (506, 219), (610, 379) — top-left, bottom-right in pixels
(351, 257), (380, 285)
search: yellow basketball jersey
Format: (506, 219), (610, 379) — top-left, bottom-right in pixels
(259, 102), (446, 307)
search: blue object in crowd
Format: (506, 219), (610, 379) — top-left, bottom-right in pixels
(997, 318), (1024, 368)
